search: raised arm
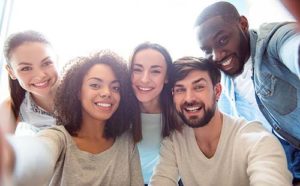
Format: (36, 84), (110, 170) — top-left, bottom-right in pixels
(244, 123), (293, 185)
(149, 137), (179, 186)
(4, 129), (64, 186)
(269, 22), (300, 78)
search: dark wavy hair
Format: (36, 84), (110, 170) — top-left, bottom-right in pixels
(172, 56), (221, 88)
(3, 30), (52, 118)
(129, 42), (181, 138)
(55, 50), (140, 142)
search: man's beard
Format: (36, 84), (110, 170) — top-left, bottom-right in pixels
(177, 99), (216, 128)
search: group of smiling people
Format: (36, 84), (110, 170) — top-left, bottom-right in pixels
(1, 1), (300, 186)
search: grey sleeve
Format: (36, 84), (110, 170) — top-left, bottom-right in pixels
(7, 130), (64, 186)
(149, 137), (179, 186)
(130, 144), (144, 186)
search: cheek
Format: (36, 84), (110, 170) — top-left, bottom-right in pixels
(155, 75), (167, 89)
(131, 74), (138, 84)
(50, 68), (59, 78)
(15, 73), (30, 86)
(173, 97), (181, 110)
(114, 94), (121, 107)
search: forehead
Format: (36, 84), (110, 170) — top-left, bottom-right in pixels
(176, 70), (211, 86)
(10, 42), (54, 63)
(195, 16), (233, 46)
(84, 64), (117, 82)
(133, 48), (166, 67)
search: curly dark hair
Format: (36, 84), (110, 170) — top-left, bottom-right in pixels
(55, 50), (140, 142)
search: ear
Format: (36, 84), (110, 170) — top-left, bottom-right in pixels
(214, 83), (222, 101)
(239, 16), (249, 32)
(5, 65), (17, 80)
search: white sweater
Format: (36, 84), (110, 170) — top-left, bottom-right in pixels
(150, 114), (292, 186)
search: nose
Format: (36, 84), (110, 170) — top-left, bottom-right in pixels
(141, 71), (150, 83)
(185, 89), (196, 103)
(212, 48), (225, 62)
(34, 69), (47, 80)
(99, 86), (111, 98)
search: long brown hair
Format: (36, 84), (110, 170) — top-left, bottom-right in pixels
(129, 42), (181, 138)
(3, 30), (52, 118)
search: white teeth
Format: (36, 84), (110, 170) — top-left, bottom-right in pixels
(34, 81), (48, 87)
(138, 87), (152, 91)
(221, 58), (231, 66)
(185, 106), (200, 112)
(96, 103), (112, 107)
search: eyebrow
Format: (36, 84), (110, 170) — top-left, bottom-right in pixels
(150, 65), (163, 69)
(174, 77), (207, 87)
(200, 28), (225, 49)
(192, 78), (207, 84)
(133, 64), (162, 69)
(17, 57), (51, 66)
(88, 77), (119, 84)
(212, 30), (225, 40)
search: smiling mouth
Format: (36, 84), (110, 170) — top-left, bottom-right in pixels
(138, 86), (153, 92)
(219, 56), (232, 67)
(184, 106), (202, 113)
(96, 102), (112, 108)
(32, 80), (49, 88)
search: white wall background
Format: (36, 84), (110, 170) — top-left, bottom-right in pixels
(0, 0), (295, 100)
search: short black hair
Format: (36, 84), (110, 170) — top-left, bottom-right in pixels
(195, 1), (240, 26)
(172, 56), (221, 87)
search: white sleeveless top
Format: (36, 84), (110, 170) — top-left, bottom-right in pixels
(16, 92), (56, 136)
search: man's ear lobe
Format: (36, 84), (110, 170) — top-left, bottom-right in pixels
(239, 16), (249, 31)
(5, 65), (17, 80)
(215, 83), (222, 100)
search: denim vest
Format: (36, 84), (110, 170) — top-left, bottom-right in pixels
(219, 22), (300, 148)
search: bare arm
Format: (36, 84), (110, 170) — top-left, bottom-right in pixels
(0, 98), (17, 133)
(0, 127), (15, 185)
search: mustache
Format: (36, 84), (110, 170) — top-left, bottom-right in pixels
(181, 100), (204, 108)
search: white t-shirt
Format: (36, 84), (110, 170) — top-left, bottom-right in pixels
(233, 58), (272, 131)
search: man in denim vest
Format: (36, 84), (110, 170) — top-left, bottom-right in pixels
(194, 1), (300, 184)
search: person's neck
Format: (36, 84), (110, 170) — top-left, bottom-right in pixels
(140, 99), (161, 114)
(77, 117), (106, 140)
(31, 92), (55, 113)
(193, 110), (223, 158)
(73, 117), (114, 154)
